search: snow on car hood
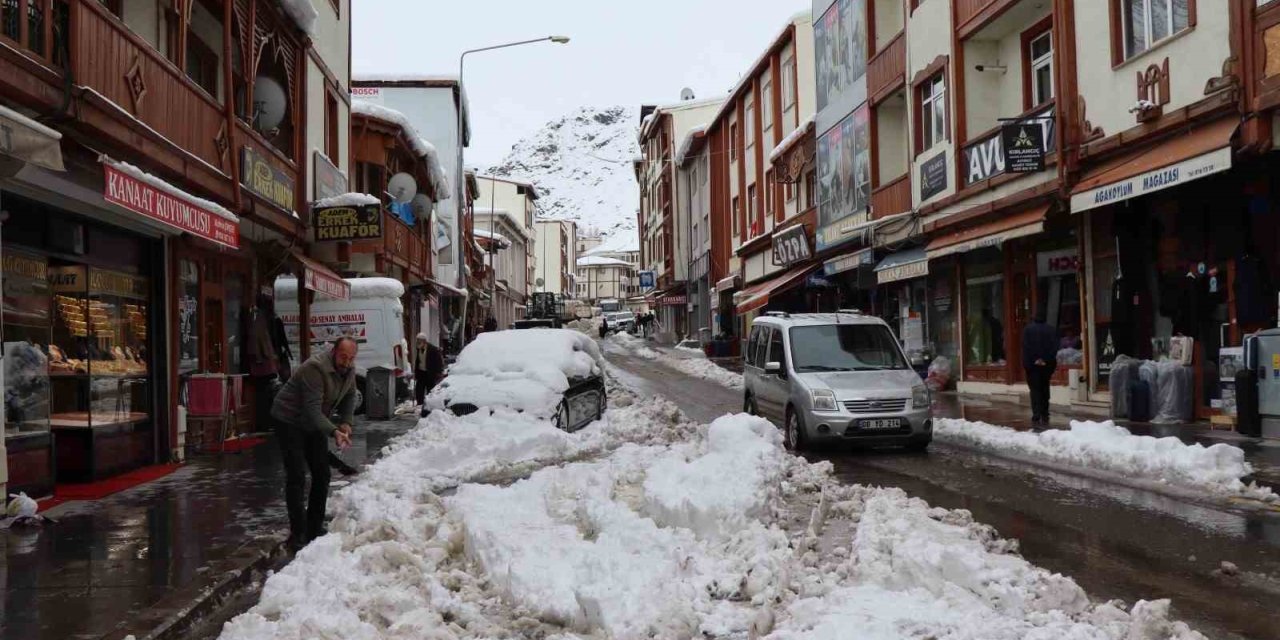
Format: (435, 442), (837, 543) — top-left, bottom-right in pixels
(426, 329), (603, 417)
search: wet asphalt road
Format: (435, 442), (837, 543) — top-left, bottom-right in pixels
(606, 350), (1280, 640)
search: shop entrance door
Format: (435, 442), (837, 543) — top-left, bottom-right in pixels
(1008, 250), (1035, 384)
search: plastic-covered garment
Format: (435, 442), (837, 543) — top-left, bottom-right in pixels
(1109, 356), (1138, 418)
(1056, 348), (1084, 366)
(1139, 361), (1158, 390)
(6, 493), (36, 518)
(1152, 360), (1194, 424)
(925, 356), (953, 392)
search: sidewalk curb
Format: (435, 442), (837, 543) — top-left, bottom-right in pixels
(99, 533), (288, 640)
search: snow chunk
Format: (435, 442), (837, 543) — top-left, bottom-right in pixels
(100, 157), (238, 222)
(426, 329), (603, 417)
(278, 0), (318, 35)
(936, 418), (1278, 502)
(605, 333), (743, 389)
(674, 123), (707, 166)
(312, 192), (381, 208)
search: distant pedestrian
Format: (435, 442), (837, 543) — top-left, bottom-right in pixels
(1021, 310), (1058, 426)
(599, 315), (609, 339)
(413, 333), (445, 409)
(271, 337), (358, 551)
(483, 315), (498, 333)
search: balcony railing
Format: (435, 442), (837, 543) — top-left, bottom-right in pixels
(73, 1), (230, 171)
(870, 174), (911, 219)
(383, 210), (430, 280)
(867, 30), (905, 105)
(956, 0), (998, 32)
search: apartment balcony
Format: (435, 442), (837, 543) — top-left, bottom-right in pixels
(955, 0), (1035, 39)
(870, 174), (911, 219)
(867, 31), (905, 106)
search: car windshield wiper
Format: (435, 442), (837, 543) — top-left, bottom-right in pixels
(798, 365), (855, 372)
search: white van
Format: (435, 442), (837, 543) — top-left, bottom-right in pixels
(274, 276), (410, 411)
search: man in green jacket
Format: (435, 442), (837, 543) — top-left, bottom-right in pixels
(270, 336), (357, 550)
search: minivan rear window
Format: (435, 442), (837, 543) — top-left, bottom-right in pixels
(788, 325), (909, 372)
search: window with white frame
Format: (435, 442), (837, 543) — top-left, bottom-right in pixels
(919, 73), (946, 152)
(745, 95), (756, 147)
(747, 184), (758, 235)
(1122, 0), (1191, 60)
(1028, 30), (1053, 107)
(732, 196), (741, 237)
(700, 155), (708, 185)
(782, 55), (796, 109)
(761, 77), (773, 132)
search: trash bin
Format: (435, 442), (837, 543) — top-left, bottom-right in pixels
(365, 366), (395, 420)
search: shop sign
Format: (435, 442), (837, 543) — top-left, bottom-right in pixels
(823, 248), (874, 276)
(313, 151), (348, 201)
(314, 204), (383, 241)
(1000, 121), (1046, 173)
(281, 311), (368, 350)
(1037, 248), (1080, 277)
(89, 268), (148, 299)
(1071, 146), (1232, 213)
(240, 146), (296, 213)
(3, 252), (47, 281)
(877, 259), (929, 285)
(350, 86), (383, 103)
(103, 163), (240, 249)
(919, 152), (948, 202)
(304, 266), (351, 301)
(48, 265), (86, 293)
(964, 105), (1055, 184)
(932, 280), (952, 312)
(659, 295), (687, 306)
(772, 224), (812, 267)
(4, 252), (50, 322)
(638, 271), (656, 290)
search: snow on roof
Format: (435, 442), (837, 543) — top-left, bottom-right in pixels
(276, 276), (406, 299)
(675, 124), (708, 167)
(99, 156), (238, 223)
(352, 100), (436, 159)
(313, 192), (381, 208)
(352, 73), (459, 84)
(476, 174), (541, 200)
(474, 228), (512, 249)
(278, 0), (318, 35)
(577, 256), (632, 267)
(768, 114), (816, 165)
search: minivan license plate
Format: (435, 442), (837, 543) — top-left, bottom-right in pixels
(857, 418), (902, 430)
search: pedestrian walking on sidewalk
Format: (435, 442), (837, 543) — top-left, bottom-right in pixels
(1021, 310), (1058, 426)
(413, 333), (445, 408)
(270, 337), (358, 551)
(599, 315), (609, 338)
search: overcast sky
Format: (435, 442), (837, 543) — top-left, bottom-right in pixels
(352, 1), (811, 168)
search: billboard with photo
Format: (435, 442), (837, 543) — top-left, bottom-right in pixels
(815, 0), (867, 116)
(816, 105), (871, 251)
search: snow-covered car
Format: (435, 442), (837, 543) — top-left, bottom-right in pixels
(425, 329), (607, 432)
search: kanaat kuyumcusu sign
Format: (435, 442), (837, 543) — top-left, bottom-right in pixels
(104, 163), (240, 249)
(314, 204), (383, 241)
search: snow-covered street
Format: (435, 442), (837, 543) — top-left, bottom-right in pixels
(215, 346), (1241, 639)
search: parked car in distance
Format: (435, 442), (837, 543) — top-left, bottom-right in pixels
(605, 311), (636, 334)
(742, 311), (932, 451)
(425, 328), (607, 432)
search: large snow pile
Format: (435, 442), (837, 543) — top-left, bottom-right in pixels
(937, 418), (1277, 502)
(487, 106), (639, 238)
(426, 329), (604, 417)
(604, 333), (744, 389)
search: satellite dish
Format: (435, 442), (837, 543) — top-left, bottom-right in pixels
(388, 172), (418, 204)
(252, 76), (287, 131)
(680, 87), (696, 101)
(410, 193), (433, 221)
(536, 277), (545, 288)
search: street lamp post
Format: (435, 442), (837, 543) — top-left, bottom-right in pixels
(457, 35), (568, 336)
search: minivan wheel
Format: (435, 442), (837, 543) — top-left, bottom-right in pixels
(785, 408), (808, 451)
(744, 394), (758, 416)
(905, 436), (931, 452)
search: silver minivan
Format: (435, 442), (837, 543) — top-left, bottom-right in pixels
(742, 312), (932, 450)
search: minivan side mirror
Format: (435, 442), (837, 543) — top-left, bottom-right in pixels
(765, 361), (783, 376)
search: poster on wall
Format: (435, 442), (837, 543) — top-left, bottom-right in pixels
(919, 152), (948, 202)
(815, 0), (867, 113)
(816, 105), (871, 251)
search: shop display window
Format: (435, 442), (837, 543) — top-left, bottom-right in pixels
(965, 254), (1007, 367)
(47, 265), (152, 428)
(3, 251), (52, 437)
(928, 264), (959, 364)
(178, 259), (200, 374)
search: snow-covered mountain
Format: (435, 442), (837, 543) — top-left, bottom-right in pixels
(486, 106), (640, 241)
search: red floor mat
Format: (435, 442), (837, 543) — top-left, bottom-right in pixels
(200, 436), (268, 454)
(38, 463), (184, 512)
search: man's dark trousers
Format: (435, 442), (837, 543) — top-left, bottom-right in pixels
(1026, 366), (1052, 422)
(275, 422), (331, 542)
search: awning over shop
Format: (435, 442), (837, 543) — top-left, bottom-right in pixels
(824, 247), (875, 276)
(873, 247), (928, 285)
(715, 274), (741, 292)
(1069, 117), (1237, 214)
(291, 250), (350, 301)
(0, 104), (64, 172)
(925, 203), (1049, 260)
(734, 263), (820, 314)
